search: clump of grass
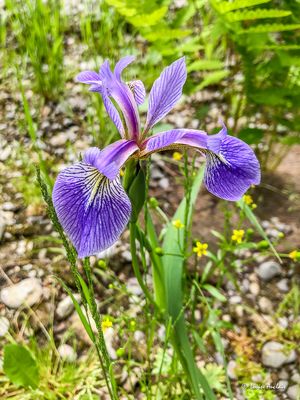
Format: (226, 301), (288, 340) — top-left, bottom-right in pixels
(6, 0), (66, 101)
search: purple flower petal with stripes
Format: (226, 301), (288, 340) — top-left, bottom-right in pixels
(128, 80), (146, 105)
(205, 130), (261, 201)
(144, 57), (187, 133)
(76, 71), (101, 85)
(52, 162), (131, 258)
(91, 139), (139, 180)
(114, 55), (135, 80)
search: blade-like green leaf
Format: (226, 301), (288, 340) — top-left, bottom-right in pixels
(195, 70), (230, 91)
(3, 344), (39, 389)
(237, 200), (281, 262)
(202, 284), (227, 302)
(162, 166), (216, 400)
(55, 277), (95, 342)
(216, 0), (271, 14)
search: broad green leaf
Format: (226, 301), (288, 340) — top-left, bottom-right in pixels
(226, 9), (291, 22)
(238, 127), (264, 144)
(163, 166), (216, 400)
(3, 344), (39, 389)
(237, 201), (281, 262)
(216, 0), (271, 14)
(239, 23), (300, 34)
(196, 70), (230, 90)
(143, 28), (191, 42)
(187, 59), (223, 72)
(202, 284), (227, 302)
(128, 7), (167, 27)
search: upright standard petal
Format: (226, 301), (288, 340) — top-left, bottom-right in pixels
(52, 162), (131, 258)
(76, 71), (101, 85)
(144, 57), (187, 134)
(100, 59), (140, 141)
(91, 139), (139, 180)
(128, 80), (146, 105)
(114, 55), (135, 80)
(204, 132), (261, 201)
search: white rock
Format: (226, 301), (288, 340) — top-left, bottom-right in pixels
(58, 344), (77, 362)
(257, 261), (282, 281)
(277, 380), (288, 392)
(56, 294), (80, 320)
(249, 282), (260, 296)
(0, 278), (43, 308)
(126, 277), (143, 296)
(276, 279), (289, 292)
(287, 385), (300, 400)
(158, 177), (169, 190)
(262, 341), (297, 368)
(134, 330), (145, 342)
(0, 316), (9, 336)
(229, 295), (241, 305)
(258, 297), (273, 314)
(104, 328), (117, 360)
(227, 360), (237, 380)
(291, 373), (300, 384)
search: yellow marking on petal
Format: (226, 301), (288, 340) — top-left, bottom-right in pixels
(120, 169), (124, 177)
(193, 241), (208, 258)
(231, 229), (244, 244)
(87, 173), (103, 207)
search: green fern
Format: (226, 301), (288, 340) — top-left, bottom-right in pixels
(215, 0), (271, 14)
(226, 9), (291, 22)
(239, 23), (300, 33)
(187, 59), (224, 73)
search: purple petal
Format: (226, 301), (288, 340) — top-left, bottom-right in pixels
(83, 147), (101, 165)
(101, 88), (126, 137)
(76, 71), (101, 85)
(114, 56), (135, 80)
(144, 57), (187, 133)
(128, 80), (146, 105)
(53, 162), (131, 258)
(92, 139), (139, 180)
(142, 129), (207, 154)
(205, 131), (261, 201)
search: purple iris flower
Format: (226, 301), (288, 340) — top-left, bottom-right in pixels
(52, 56), (260, 258)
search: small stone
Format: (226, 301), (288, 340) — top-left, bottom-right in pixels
(287, 385), (300, 400)
(126, 277), (143, 296)
(134, 330), (145, 342)
(277, 380), (288, 392)
(261, 341), (297, 368)
(158, 177), (169, 190)
(258, 297), (273, 314)
(291, 373), (300, 384)
(0, 317), (9, 336)
(56, 295), (81, 320)
(279, 369), (289, 380)
(229, 295), (241, 305)
(276, 279), (289, 293)
(121, 250), (132, 262)
(227, 360), (237, 380)
(278, 317), (288, 329)
(257, 261), (282, 281)
(0, 278), (43, 308)
(58, 344), (77, 362)
(104, 328), (117, 360)
(151, 167), (164, 180)
(249, 282), (260, 296)
(215, 352), (224, 365)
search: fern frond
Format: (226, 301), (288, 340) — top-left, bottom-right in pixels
(249, 44), (300, 50)
(216, 0), (271, 14)
(143, 28), (191, 42)
(239, 23), (300, 33)
(187, 59), (224, 72)
(226, 9), (291, 22)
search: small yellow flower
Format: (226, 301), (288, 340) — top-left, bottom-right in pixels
(172, 219), (184, 229)
(193, 241), (208, 258)
(101, 317), (112, 332)
(231, 229), (245, 244)
(289, 250), (300, 262)
(120, 169), (124, 177)
(243, 194), (253, 205)
(251, 203), (257, 209)
(173, 152), (183, 161)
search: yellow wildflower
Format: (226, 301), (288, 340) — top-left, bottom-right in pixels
(289, 250), (300, 262)
(231, 229), (244, 244)
(120, 169), (124, 177)
(173, 152), (183, 161)
(172, 219), (184, 229)
(243, 194), (257, 209)
(193, 241), (208, 258)
(101, 317), (112, 332)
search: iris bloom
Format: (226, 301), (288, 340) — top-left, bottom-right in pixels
(53, 56), (260, 258)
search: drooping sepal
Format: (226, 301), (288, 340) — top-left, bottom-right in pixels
(52, 162), (131, 258)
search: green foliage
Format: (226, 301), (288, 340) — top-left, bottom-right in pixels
(3, 344), (39, 389)
(6, 0), (65, 100)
